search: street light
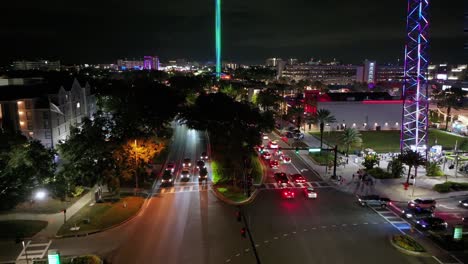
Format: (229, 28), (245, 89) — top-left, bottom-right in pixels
(34, 190), (46, 200)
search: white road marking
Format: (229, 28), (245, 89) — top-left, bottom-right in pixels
(292, 231), (296, 234)
(303, 229), (308, 231)
(283, 233), (288, 236)
(264, 240), (269, 243)
(321, 226), (327, 228)
(235, 253), (240, 257)
(438, 204), (456, 210)
(225, 259), (231, 262)
(274, 237), (278, 239)
(245, 248), (250, 252)
(342, 224), (347, 226)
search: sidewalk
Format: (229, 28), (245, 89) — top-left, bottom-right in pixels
(0, 186), (96, 240)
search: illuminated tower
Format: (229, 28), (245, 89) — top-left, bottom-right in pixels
(400, 0), (430, 154)
(215, 0), (221, 77)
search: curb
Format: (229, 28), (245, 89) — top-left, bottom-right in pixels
(54, 194), (148, 239)
(388, 235), (430, 257)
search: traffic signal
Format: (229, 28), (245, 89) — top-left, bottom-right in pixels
(295, 147), (299, 154)
(236, 210), (242, 222)
(277, 147), (282, 155)
(240, 227), (246, 238)
(260, 147), (264, 154)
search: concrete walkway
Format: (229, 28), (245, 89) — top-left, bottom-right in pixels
(0, 186), (96, 239)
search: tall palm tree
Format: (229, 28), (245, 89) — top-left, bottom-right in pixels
(312, 109), (336, 149)
(399, 149), (426, 184)
(339, 128), (362, 156)
(433, 86), (466, 130)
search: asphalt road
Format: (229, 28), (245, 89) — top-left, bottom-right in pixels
(0, 126), (449, 263)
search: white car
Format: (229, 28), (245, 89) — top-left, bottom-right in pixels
(304, 187), (317, 199)
(279, 155), (291, 163)
(269, 140), (278, 149)
(262, 133), (269, 140)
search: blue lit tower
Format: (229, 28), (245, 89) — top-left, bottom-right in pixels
(215, 0), (221, 78)
(400, 0), (430, 153)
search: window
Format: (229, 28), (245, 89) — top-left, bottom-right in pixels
(27, 122), (33, 130)
(44, 119), (49, 129)
(25, 100), (32, 109)
(43, 112), (49, 119)
(26, 111), (32, 120)
(45, 131), (51, 139)
(58, 127), (61, 135)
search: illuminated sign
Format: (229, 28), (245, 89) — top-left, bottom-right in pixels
(48, 250), (61, 264)
(453, 225), (463, 240)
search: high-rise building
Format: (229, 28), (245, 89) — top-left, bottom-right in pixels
(12, 60), (60, 71)
(265, 58), (283, 67)
(143, 56), (159, 70)
(287, 58), (298, 65)
(356, 60), (376, 84)
(117, 59), (143, 70)
(281, 64), (357, 85)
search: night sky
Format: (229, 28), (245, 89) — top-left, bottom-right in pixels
(1, 0), (465, 65)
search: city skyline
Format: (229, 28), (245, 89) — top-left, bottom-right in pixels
(1, 0), (465, 65)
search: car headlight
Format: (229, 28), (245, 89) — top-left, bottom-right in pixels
(406, 214), (412, 218)
(463, 203), (468, 206)
(422, 224), (426, 228)
(416, 220), (420, 224)
(169, 179), (172, 182)
(443, 222), (448, 227)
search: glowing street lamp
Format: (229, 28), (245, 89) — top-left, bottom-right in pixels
(34, 190), (46, 200)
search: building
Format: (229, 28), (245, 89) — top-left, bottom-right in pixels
(223, 62), (238, 70)
(295, 91), (402, 131)
(117, 59), (144, 70)
(143, 56), (159, 70)
(0, 79), (96, 148)
(280, 64), (357, 85)
(265, 58), (283, 67)
(287, 58), (298, 65)
(375, 65), (405, 83)
(12, 60), (60, 71)
(356, 60), (376, 85)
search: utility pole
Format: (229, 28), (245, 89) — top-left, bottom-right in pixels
(238, 207), (261, 264)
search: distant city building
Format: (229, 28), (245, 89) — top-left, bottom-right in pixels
(0, 79), (96, 148)
(223, 62), (238, 70)
(375, 65), (405, 83)
(265, 58), (283, 67)
(12, 60), (60, 71)
(356, 60), (376, 85)
(117, 59), (144, 70)
(287, 58), (298, 65)
(280, 64), (357, 85)
(143, 56), (159, 70)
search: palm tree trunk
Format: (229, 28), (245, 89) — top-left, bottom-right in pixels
(406, 165), (412, 184)
(445, 106), (451, 131)
(320, 122), (324, 149)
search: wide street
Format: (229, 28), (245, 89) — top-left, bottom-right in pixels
(2, 125), (444, 263)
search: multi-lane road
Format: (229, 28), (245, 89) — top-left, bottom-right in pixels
(3, 124), (466, 263)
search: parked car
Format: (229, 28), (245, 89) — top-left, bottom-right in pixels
(408, 198), (436, 210)
(357, 195), (391, 208)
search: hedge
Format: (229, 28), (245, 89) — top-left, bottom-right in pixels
(392, 235), (425, 252)
(366, 167), (395, 179)
(433, 181), (468, 193)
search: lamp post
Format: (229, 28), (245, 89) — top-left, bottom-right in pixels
(22, 241), (29, 264)
(134, 140), (138, 191)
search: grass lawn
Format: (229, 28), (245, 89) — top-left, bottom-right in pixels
(310, 129), (467, 153)
(4, 191), (88, 214)
(0, 220), (47, 240)
(309, 152), (335, 165)
(216, 186), (247, 202)
(57, 195), (144, 236)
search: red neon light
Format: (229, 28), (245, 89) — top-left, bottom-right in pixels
(362, 100), (403, 104)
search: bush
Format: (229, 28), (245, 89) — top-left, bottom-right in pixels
(366, 167), (394, 179)
(71, 186), (85, 197)
(433, 181), (468, 193)
(392, 235), (425, 252)
(426, 162), (444, 177)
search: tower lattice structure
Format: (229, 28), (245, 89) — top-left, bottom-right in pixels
(400, 0), (430, 154)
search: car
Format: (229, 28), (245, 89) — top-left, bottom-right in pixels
(269, 140), (278, 149)
(183, 158), (191, 168)
(290, 174), (306, 184)
(161, 170), (174, 186)
(274, 172), (289, 185)
(199, 167), (208, 181)
(294, 133), (304, 140)
(166, 162), (175, 172)
(262, 133), (269, 140)
(262, 151), (271, 160)
(269, 160), (279, 169)
(200, 152), (209, 160)
(304, 187), (317, 199)
(401, 207), (434, 219)
(279, 155), (291, 163)
(416, 217), (448, 230)
(196, 160), (205, 169)
(459, 198), (468, 208)
(180, 169), (190, 181)
(282, 188), (295, 199)
(357, 195), (391, 208)
(408, 198), (436, 210)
